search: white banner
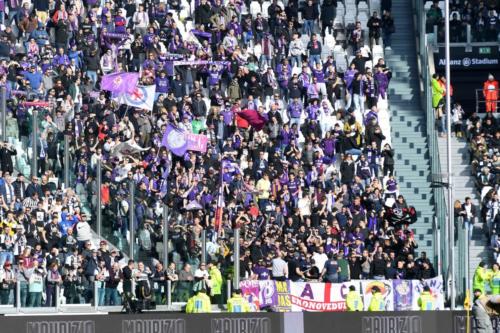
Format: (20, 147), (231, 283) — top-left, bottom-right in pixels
(411, 276), (445, 310)
(289, 281), (359, 312)
(360, 280), (394, 311)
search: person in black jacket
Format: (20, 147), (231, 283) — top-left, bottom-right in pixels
(194, 0), (212, 26)
(350, 49), (372, 74)
(0, 142), (16, 175)
(367, 11), (382, 47)
(381, 143), (395, 177)
(302, 0), (319, 36)
(192, 93), (207, 119)
(340, 154), (355, 185)
(320, 0), (337, 36)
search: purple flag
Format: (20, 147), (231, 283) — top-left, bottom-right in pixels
(162, 124), (188, 156)
(101, 72), (139, 94)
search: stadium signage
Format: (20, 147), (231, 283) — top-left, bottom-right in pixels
(435, 47), (499, 69)
(211, 318), (271, 333)
(122, 319), (185, 333)
(361, 316), (421, 333)
(26, 320), (95, 333)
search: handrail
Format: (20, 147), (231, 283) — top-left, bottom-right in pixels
(475, 88), (500, 114)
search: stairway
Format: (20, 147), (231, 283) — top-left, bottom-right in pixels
(437, 136), (491, 282)
(386, 1), (435, 260)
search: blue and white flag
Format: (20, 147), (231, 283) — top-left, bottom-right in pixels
(114, 85), (156, 111)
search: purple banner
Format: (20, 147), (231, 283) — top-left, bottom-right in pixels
(393, 279), (413, 311)
(103, 32), (129, 40)
(258, 280), (278, 309)
(101, 72), (139, 94)
(0, 0), (4, 12)
(172, 60), (230, 67)
(161, 124), (188, 157)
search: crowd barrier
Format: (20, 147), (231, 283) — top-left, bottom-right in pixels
(0, 311), (497, 333)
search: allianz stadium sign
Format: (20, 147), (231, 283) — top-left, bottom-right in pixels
(435, 46), (499, 69)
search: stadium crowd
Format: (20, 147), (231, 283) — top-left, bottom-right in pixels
(0, 0), (438, 309)
(425, 0), (499, 42)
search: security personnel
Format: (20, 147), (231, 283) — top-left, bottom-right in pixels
(227, 289), (251, 313)
(186, 288), (212, 313)
(417, 286), (436, 310)
(346, 285), (363, 311)
(368, 286), (385, 311)
(489, 263), (500, 295)
(473, 262), (489, 295)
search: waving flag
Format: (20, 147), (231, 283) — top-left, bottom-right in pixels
(101, 72), (139, 94)
(114, 85), (156, 111)
(237, 109), (267, 131)
(162, 124), (188, 156)
(161, 124), (208, 156)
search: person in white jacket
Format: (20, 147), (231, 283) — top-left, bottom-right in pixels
(289, 33), (305, 68)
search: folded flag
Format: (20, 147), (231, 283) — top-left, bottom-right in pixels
(101, 72), (139, 94)
(114, 85), (156, 111)
(237, 109), (267, 131)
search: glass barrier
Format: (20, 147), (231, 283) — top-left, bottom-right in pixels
(414, 0), (449, 299)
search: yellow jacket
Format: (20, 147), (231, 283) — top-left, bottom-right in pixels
(368, 292), (385, 311)
(473, 266), (489, 294)
(417, 291), (435, 310)
(346, 290), (363, 311)
(489, 270), (500, 295)
(227, 294), (251, 313)
(186, 292), (212, 313)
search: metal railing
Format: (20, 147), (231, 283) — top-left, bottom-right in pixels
(0, 277), (239, 314)
(475, 88), (500, 114)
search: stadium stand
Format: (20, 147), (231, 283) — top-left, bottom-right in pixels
(0, 0), (443, 311)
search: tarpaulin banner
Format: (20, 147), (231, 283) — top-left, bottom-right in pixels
(273, 280), (291, 312)
(239, 280), (279, 310)
(411, 276), (445, 310)
(393, 279), (413, 311)
(290, 281), (359, 312)
(239, 277), (442, 312)
(360, 280), (394, 311)
(240, 280), (262, 311)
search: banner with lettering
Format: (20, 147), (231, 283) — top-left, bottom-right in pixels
(239, 280), (261, 312)
(393, 279), (413, 311)
(273, 280), (291, 312)
(411, 276), (445, 310)
(289, 281), (359, 312)
(239, 280), (278, 310)
(360, 280), (394, 311)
